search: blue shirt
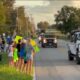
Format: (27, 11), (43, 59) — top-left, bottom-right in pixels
(19, 44), (26, 57)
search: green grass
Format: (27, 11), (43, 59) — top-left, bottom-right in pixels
(0, 53), (33, 80)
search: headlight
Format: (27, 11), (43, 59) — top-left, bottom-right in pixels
(43, 39), (47, 43)
(38, 37), (41, 41)
(54, 38), (57, 43)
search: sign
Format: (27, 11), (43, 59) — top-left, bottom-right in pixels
(14, 36), (23, 43)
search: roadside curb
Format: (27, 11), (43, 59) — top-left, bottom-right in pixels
(33, 66), (36, 80)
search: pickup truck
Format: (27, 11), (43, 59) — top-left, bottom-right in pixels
(40, 33), (58, 48)
(68, 31), (80, 64)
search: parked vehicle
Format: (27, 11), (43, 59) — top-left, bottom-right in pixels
(68, 31), (80, 64)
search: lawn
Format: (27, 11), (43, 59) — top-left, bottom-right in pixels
(0, 53), (33, 80)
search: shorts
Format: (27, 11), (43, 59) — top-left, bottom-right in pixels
(19, 54), (24, 58)
(8, 52), (13, 57)
(23, 54), (30, 64)
(13, 57), (18, 62)
(8, 57), (13, 61)
(24, 56), (28, 64)
(13, 54), (18, 62)
(17, 52), (20, 58)
(19, 51), (24, 58)
(26, 54), (33, 61)
(24, 60), (27, 64)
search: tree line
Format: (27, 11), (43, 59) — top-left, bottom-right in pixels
(55, 6), (80, 34)
(37, 6), (80, 34)
(0, 0), (36, 36)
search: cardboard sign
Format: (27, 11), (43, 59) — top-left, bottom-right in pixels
(30, 39), (36, 46)
(33, 45), (40, 53)
(14, 36), (23, 43)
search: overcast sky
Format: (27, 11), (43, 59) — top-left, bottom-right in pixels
(14, 0), (80, 26)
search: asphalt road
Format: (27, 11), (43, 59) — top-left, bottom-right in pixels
(35, 40), (80, 80)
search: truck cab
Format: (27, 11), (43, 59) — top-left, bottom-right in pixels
(68, 31), (80, 64)
(41, 33), (57, 48)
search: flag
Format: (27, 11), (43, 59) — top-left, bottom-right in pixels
(30, 39), (40, 53)
(33, 45), (40, 53)
(30, 39), (36, 46)
(14, 36), (23, 43)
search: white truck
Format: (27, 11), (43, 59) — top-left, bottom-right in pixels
(68, 31), (80, 64)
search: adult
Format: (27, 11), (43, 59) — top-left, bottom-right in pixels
(24, 39), (35, 74)
(16, 39), (21, 57)
(19, 39), (26, 70)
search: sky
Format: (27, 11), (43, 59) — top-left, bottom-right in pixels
(14, 0), (80, 26)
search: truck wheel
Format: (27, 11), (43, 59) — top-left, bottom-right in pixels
(41, 44), (45, 48)
(54, 44), (57, 48)
(76, 53), (80, 64)
(55, 44), (57, 48)
(76, 59), (80, 64)
(68, 51), (74, 61)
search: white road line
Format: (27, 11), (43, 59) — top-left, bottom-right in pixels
(33, 67), (36, 80)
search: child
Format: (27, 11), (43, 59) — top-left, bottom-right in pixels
(19, 39), (26, 71)
(13, 42), (18, 67)
(16, 39), (22, 69)
(8, 41), (14, 66)
(16, 39), (21, 57)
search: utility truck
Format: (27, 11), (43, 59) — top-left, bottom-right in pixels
(68, 30), (80, 64)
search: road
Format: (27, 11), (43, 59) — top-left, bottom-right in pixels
(34, 40), (80, 80)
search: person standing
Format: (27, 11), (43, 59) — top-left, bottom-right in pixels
(2, 33), (7, 52)
(16, 39), (22, 69)
(13, 42), (18, 67)
(16, 39), (21, 58)
(8, 41), (14, 66)
(0, 37), (2, 61)
(19, 39), (26, 71)
(24, 39), (35, 74)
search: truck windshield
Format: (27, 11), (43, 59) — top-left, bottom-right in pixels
(44, 35), (54, 38)
(77, 34), (80, 40)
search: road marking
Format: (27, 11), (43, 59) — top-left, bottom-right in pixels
(33, 66), (36, 80)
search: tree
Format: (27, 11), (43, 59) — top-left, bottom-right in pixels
(16, 6), (36, 37)
(16, 6), (26, 35)
(37, 21), (49, 30)
(55, 6), (80, 34)
(0, 1), (7, 33)
(3, 0), (15, 5)
(0, 0), (36, 36)
(3, 0), (15, 34)
(0, 0), (16, 34)
(0, 2), (6, 25)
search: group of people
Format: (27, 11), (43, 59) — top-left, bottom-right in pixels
(0, 33), (36, 75)
(8, 38), (35, 74)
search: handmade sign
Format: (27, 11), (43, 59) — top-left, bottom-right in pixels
(14, 36), (23, 43)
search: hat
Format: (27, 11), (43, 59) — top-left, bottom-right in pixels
(22, 39), (26, 43)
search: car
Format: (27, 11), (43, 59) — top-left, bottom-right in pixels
(41, 33), (58, 48)
(67, 31), (80, 64)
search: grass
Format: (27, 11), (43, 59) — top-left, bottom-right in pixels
(0, 53), (33, 80)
